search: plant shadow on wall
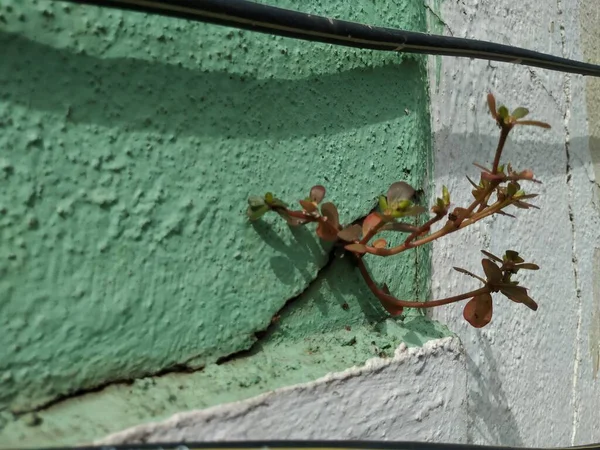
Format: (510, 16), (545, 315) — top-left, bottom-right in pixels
(249, 94), (551, 328)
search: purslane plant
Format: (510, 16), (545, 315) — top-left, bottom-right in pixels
(246, 93), (551, 328)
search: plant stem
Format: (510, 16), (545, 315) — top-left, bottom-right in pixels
(356, 258), (489, 308)
(364, 200), (510, 256)
(492, 125), (512, 174)
(404, 214), (444, 245)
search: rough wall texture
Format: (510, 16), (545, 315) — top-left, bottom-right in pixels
(96, 338), (467, 445)
(428, 0), (600, 446)
(0, 0), (446, 446)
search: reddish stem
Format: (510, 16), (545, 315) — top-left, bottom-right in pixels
(356, 258), (489, 308)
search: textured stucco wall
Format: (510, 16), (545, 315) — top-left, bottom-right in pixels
(0, 0), (446, 447)
(2, 0), (599, 448)
(428, 0), (600, 446)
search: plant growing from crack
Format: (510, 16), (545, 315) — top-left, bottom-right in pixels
(246, 93), (550, 328)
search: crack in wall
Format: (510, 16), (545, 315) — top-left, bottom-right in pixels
(556, 0), (584, 443)
(10, 243), (342, 418)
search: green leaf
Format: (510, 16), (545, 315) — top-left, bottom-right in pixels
(248, 196), (266, 208)
(498, 106), (509, 120)
(378, 195), (388, 212)
(387, 181), (415, 204)
(442, 185), (450, 205)
(247, 205), (269, 221)
(511, 107), (529, 120)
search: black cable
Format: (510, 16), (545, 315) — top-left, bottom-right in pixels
(57, 0), (600, 77)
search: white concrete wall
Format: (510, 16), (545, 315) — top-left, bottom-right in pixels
(428, 0), (600, 446)
(97, 338), (467, 445)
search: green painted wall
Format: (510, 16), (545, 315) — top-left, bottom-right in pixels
(0, 0), (448, 445)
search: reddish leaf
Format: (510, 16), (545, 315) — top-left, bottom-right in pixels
(487, 93), (497, 119)
(373, 238), (387, 249)
(515, 120), (551, 129)
(310, 185), (326, 204)
(316, 222), (339, 241)
(345, 243), (367, 254)
(463, 293), (493, 328)
(473, 162), (493, 173)
(298, 199), (318, 213)
(453, 267), (486, 284)
(482, 259), (503, 284)
(481, 250), (503, 263)
(499, 285), (538, 311)
(320, 202), (340, 229)
(515, 263), (540, 271)
(276, 210), (307, 227)
(337, 224), (362, 242)
(362, 212), (383, 238)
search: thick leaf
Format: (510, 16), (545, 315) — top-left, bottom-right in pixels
(513, 200), (539, 209)
(499, 285), (538, 310)
(320, 202), (340, 229)
(380, 284), (404, 316)
(345, 243), (367, 254)
(515, 263), (540, 270)
(362, 212), (383, 238)
(511, 107), (529, 120)
(466, 176), (480, 189)
(453, 267), (486, 284)
(316, 222), (339, 241)
(247, 205), (269, 221)
(463, 293), (493, 328)
(298, 199), (318, 214)
(487, 93), (497, 119)
(498, 105), (509, 120)
(515, 120), (551, 129)
(481, 250), (503, 263)
(442, 185), (450, 205)
(248, 196), (266, 208)
(495, 210), (516, 218)
(373, 238), (387, 249)
(504, 250), (524, 263)
(482, 259), (503, 284)
(337, 224), (362, 242)
(387, 181), (415, 204)
(378, 195), (388, 212)
(310, 185), (326, 204)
